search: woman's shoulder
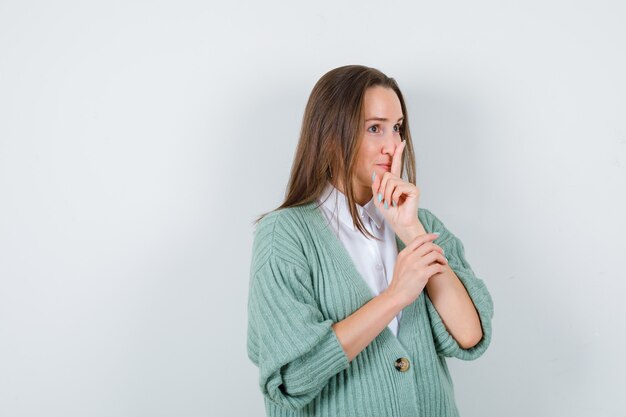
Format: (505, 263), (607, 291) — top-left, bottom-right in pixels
(254, 203), (317, 237)
(417, 206), (443, 232)
(251, 203), (317, 272)
(417, 207), (459, 243)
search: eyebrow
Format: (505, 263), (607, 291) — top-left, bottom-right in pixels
(365, 116), (404, 122)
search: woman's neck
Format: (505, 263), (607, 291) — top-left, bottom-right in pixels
(331, 178), (372, 207)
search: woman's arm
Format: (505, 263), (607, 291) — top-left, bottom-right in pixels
(332, 232), (447, 362)
(410, 223), (484, 349)
(331, 289), (405, 362)
(369, 157), (485, 351)
(416, 207), (494, 359)
(425, 266), (483, 348)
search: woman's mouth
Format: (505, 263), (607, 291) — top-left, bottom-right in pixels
(376, 164), (391, 171)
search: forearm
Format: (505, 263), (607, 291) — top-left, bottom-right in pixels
(400, 220), (482, 349)
(425, 267), (482, 348)
(331, 290), (405, 362)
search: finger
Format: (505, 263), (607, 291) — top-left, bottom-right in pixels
(390, 140), (406, 178)
(384, 180), (397, 209)
(424, 262), (447, 279)
(404, 232), (440, 253)
(413, 242), (445, 258)
(382, 176), (400, 209)
(379, 172), (400, 208)
(376, 171), (392, 207)
(371, 170), (381, 202)
(410, 245), (447, 265)
(420, 250), (445, 266)
(390, 182), (414, 207)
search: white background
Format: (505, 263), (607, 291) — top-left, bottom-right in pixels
(1, 1), (625, 416)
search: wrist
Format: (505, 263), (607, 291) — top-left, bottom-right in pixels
(397, 222), (427, 245)
(380, 287), (409, 311)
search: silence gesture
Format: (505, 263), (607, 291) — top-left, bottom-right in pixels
(371, 139), (423, 244)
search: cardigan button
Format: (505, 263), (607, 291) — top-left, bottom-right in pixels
(394, 357), (410, 372)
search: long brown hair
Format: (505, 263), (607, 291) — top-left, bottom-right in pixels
(254, 65), (416, 239)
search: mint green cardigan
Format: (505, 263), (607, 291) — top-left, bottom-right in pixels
(247, 202), (494, 417)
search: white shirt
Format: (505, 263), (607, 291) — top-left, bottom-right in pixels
(316, 181), (402, 336)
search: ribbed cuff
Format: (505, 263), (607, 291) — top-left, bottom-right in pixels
(282, 324), (350, 395)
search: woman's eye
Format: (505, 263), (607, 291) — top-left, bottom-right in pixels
(394, 124), (402, 132)
(368, 125), (379, 133)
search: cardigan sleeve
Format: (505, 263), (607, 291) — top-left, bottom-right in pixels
(246, 217), (350, 411)
(418, 208), (494, 360)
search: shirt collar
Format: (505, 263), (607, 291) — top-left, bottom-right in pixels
(318, 182), (383, 231)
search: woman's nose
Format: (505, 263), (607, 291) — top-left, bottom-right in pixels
(382, 131), (399, 154)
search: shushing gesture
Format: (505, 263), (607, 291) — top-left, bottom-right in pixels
(372, 139), (448, 307)
(371, 139), (422, 243)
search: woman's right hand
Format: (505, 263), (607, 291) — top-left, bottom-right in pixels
(331, 232), (447, 362)
(385, 232), (448, 308)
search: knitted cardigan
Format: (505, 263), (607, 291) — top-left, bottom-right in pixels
(247, 202), (494, 417)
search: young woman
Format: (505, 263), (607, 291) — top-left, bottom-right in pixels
(247, 65), (494, 417)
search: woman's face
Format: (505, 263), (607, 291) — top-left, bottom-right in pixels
(350, 85), (404, 205)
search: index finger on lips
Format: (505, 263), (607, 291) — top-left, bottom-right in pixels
(390, 140), (405, 178)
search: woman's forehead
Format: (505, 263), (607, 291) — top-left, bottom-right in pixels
(363, 87), (403, 119)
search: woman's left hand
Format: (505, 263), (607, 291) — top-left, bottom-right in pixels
(371, 140), (423, 244)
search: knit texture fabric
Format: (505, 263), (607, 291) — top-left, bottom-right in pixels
(247, 203), (494, 417)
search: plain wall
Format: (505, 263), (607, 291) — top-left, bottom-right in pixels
(1, 1), (625, 416)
